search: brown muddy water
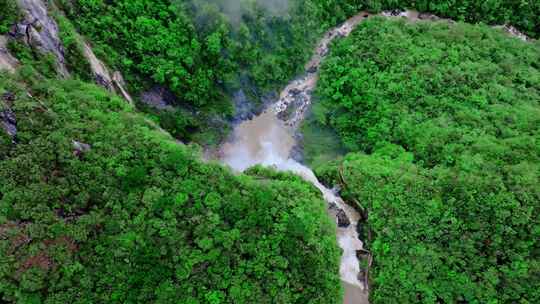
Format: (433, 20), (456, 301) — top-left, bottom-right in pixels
(220, 12), (372, 303)
(217, 9), (530, 303)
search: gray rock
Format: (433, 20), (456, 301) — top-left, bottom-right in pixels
(0, 109), (17, 138)
(306, 65), (318, 74)
(140, 86), (176, 110)
(288, 143), (304, 163)
(72, 140), (91, 157)
(336, 208), (351, 228)
(95, 73), (114, 91)
(494, 25), (529, 41)
(232, 89), (257, 123)
(112, 71), (134, 105)
(81, 40), (134, 104)
(0, 36), (18, 73)
(328, 202), (351, 228)
(418, 13), (439, 21)
(289, 88), (301, 96)
(13, 0), (69, 77)
(1, 92), (17, 138)
(356, 250), (369, 260)
(82, 41), (115, 91)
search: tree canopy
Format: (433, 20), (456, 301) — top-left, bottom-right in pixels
(0, 68), (341, 303)
(310, 18), (540, 303)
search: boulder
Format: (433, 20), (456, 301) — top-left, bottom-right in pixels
(72, 140), (91, 157)
(328, 202), (351, 228)
(336, 208), (351, 228)
(306, 65), (318, 74)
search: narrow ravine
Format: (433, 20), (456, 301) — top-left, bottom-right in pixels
(220, 12), (372, 304)
(218, 10), (532, 304)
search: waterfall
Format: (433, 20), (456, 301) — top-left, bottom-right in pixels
(219, 12), (373, 303)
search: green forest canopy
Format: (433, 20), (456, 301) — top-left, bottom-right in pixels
(363, 0), (540, 38)
(51, 0), (363, 144)
(1, 1), (539, 303)
(53, 0), (540, 145)
(0, 69), (341, 303)
(312, 18), (540, 303)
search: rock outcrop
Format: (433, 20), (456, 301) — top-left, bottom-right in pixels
(72, 140), (91, 157)
(78, 40), (133, 104)
(13, 0), (69, 77)
(112, 71), (133, 105)
(82, 41), (115, 92)
(1, 92), (17, 139)
(493, 24), (530, 41)
(140, 86), (176, 110)
(80, 40), (134, 104)
(6, 0), (135, 105)
(329, 202), (351, 228)
(0, 36), (18, 73)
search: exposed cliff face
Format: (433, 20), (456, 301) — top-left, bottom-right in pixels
(1, 0), (134, 105)
(82, 41), (115, 91)
(13, 0), (69, 77)
(0, 36), (18, 73)
(81, 40), (133, 104)
(140, 86), (176, 110)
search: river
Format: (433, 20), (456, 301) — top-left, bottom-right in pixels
(219, 11), (372, 304)
(217, 9), (529, 303)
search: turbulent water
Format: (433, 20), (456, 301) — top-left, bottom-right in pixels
(220, 108), (369, 304)
(218, 9), (529, 303)
(220, 12), (372, 304)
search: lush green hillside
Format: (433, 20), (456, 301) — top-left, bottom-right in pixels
(50, 0), (539, 146)
(0, 0), (19, 34)
(0, 68), (341, 303)
(53, 0), (363, 144)
(362, 0), (540, 38)
(2, 2), (539, 304)
(311, 18), (540, 303)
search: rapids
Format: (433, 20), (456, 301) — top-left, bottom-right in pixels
(218, 9), (527, 303)
(220, 12), (372, 304)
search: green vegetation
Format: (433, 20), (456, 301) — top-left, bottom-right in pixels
(312, 18), (540, 303)
(53, 0), (363, 143)
(53, 10), (93, 81)
(300, 114), (346, 168)
(0, 68), (341, 303)
(0, 0), (19, 34)
(7, 40), (58, 79)
(2, 2), (540, 303)
(49, 1), (539, 146)
(362, 0), (540, 38)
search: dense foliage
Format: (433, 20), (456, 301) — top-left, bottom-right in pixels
(53, 10), (94, 82)
(51, 0), (364, 144)
(315, 18), (540, 163)
(56, 0), (361, 104)
(0, 69), (342, 303)
(0, 0), (19, 34)
(312, 18), (540, 303)
(362, 0), (540, 38)
(317, 151), (540, 303)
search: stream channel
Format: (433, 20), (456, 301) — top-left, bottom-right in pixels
(217, 10), (497, 303)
